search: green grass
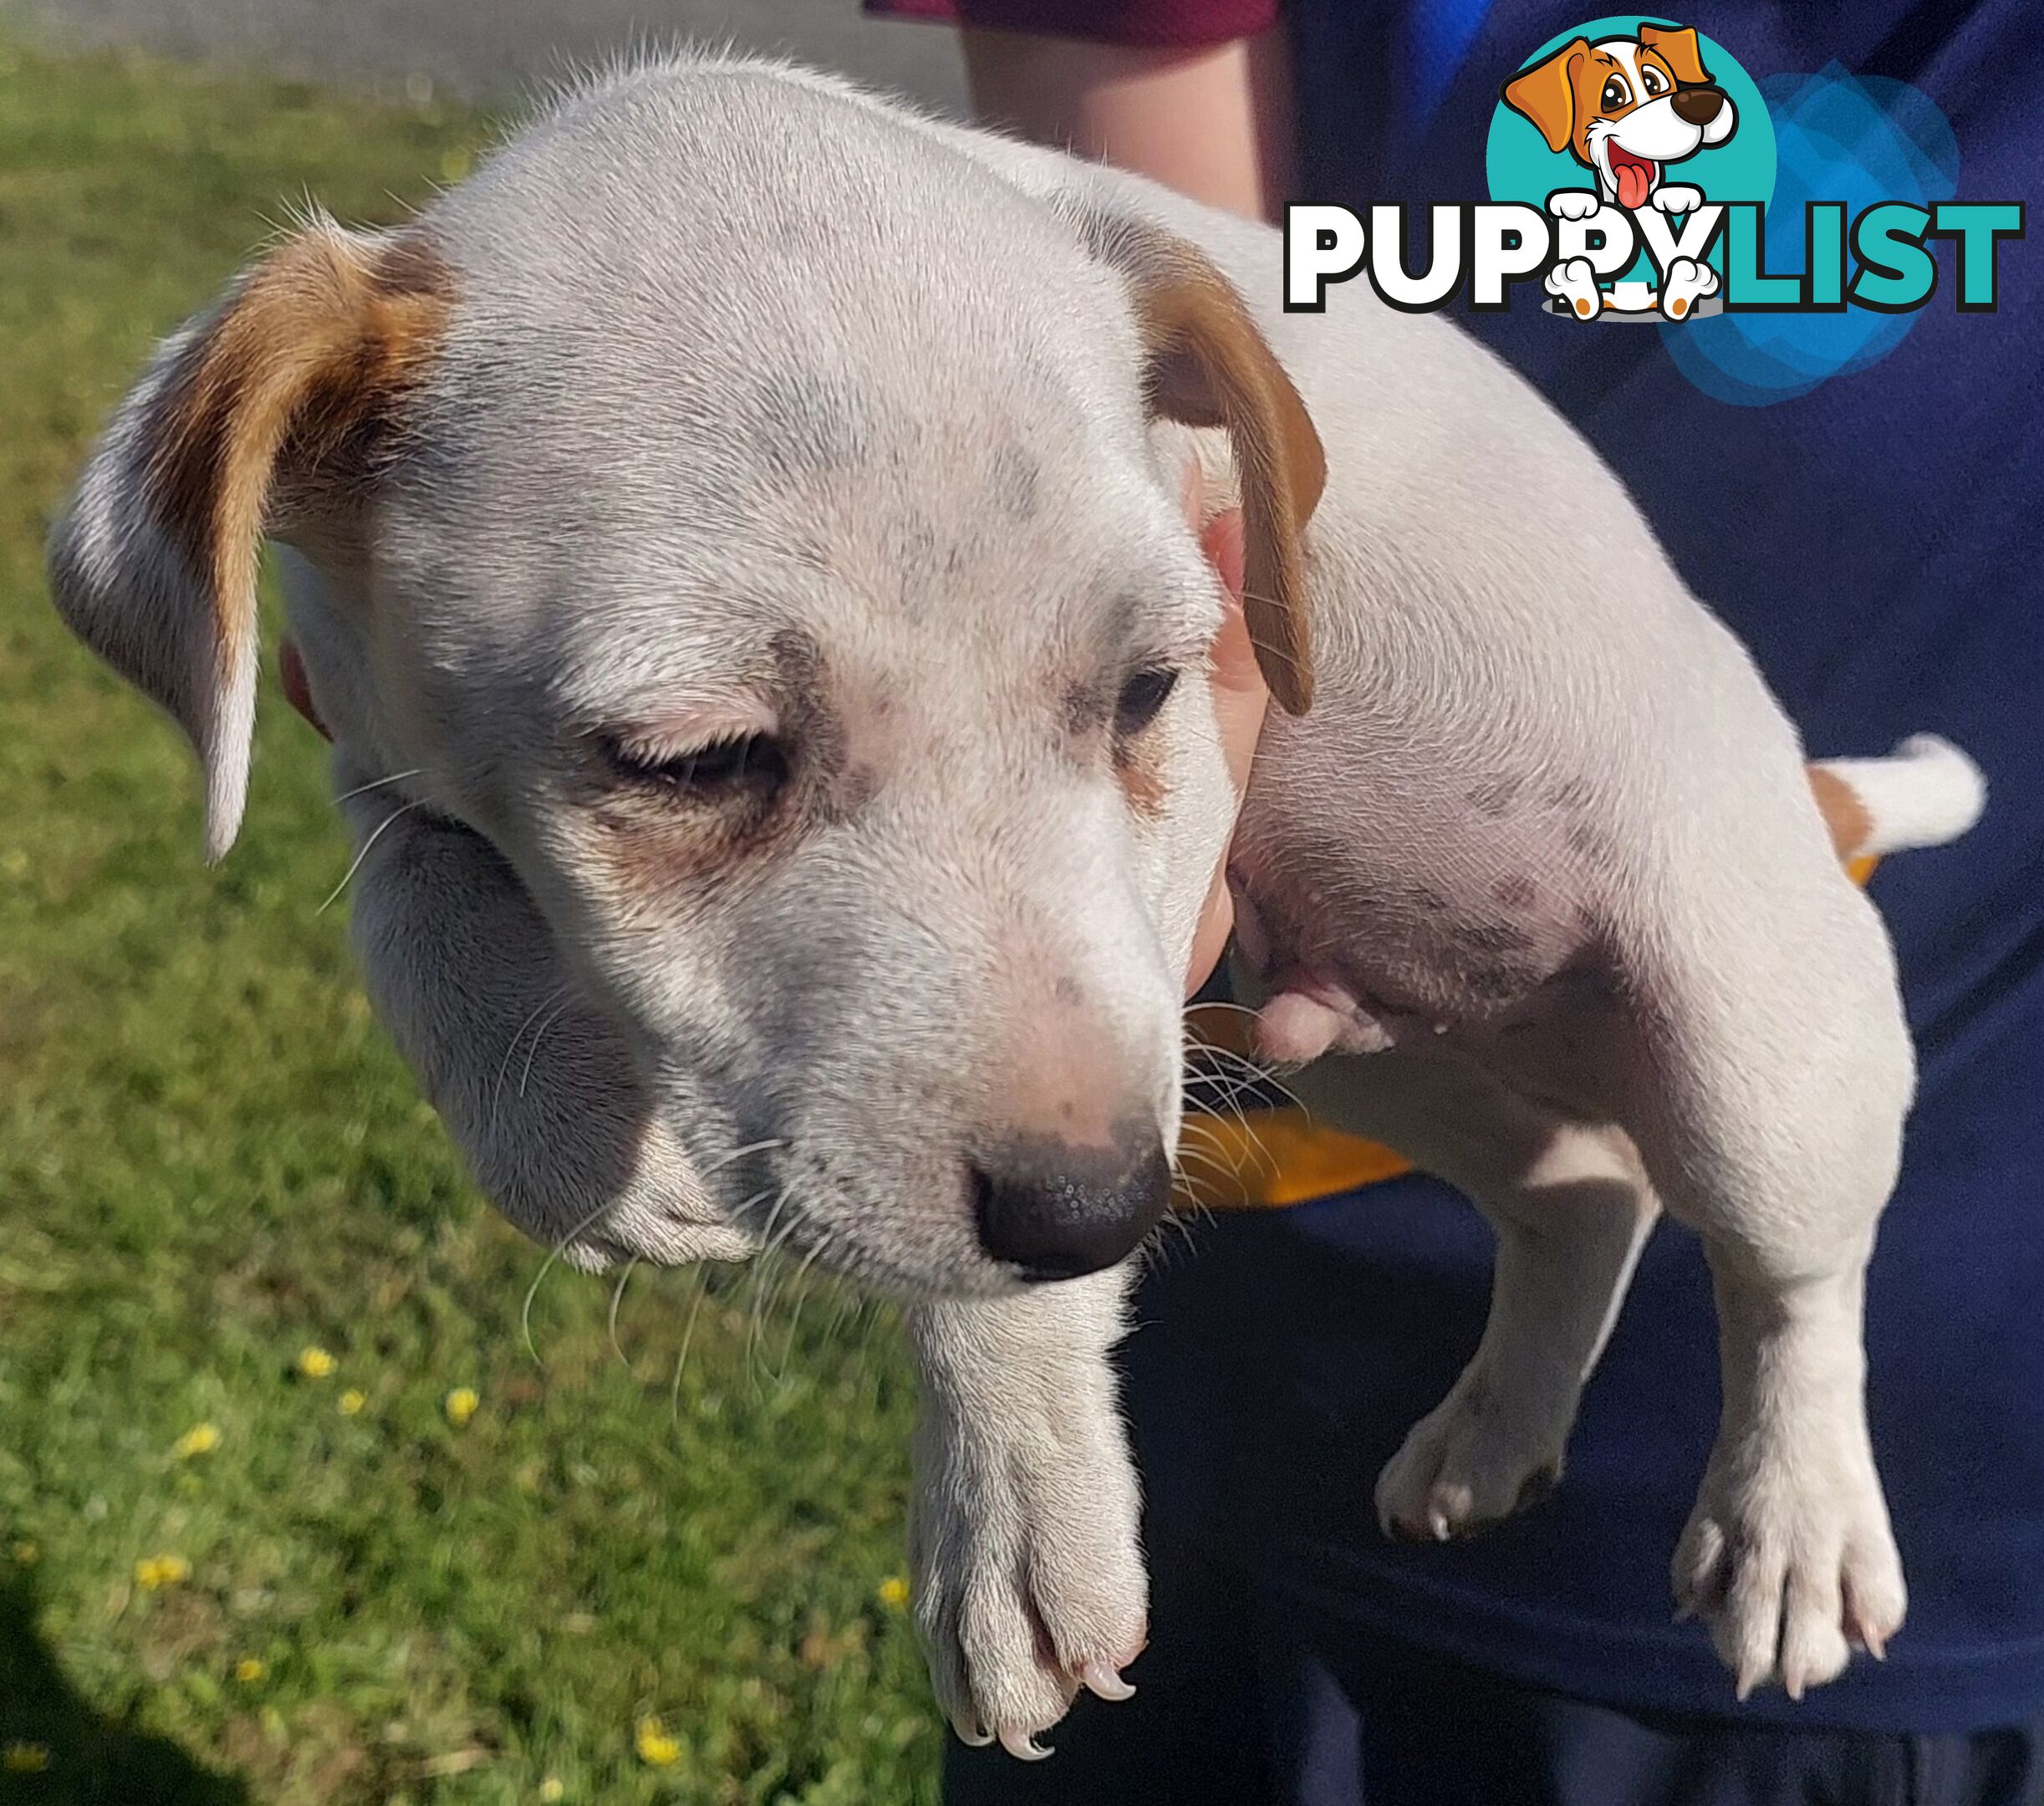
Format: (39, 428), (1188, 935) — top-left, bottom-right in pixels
(0, 33), (939, 1803)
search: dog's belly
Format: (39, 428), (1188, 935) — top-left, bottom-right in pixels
(1229, 737), (1622, 1081)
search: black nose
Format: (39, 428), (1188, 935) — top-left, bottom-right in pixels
(1671, 84), (1725, 126)
(969, 1134), (1173, 1281)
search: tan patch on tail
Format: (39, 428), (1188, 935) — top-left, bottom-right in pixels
(1807, 763), (1873, 861)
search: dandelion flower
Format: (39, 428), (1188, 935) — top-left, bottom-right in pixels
(3, 1743), (50, 1773)
(234, 1656), (266, 1683)
(877, 1575), (910, 1611)
(173, 1422), (222, 1459)
(338, 1389), (366, 1417)
(134, 1554), (191, 1590)
(538, 1779), (566, 1803)
(634, 1717), (680, 1767)
(445, 1387), (480, 1427)
(297, 1346), (337, 1380)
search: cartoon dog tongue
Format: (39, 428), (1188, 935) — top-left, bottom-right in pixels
(1611, 147), (1655, 210)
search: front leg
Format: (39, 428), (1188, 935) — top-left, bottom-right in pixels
(1654, 182), (1705, 213)
(907, 1270), (1147, 1759)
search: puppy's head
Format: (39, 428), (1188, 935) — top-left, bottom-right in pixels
(47, 65), (1323, 1297)
(1502, 25), (1736, 208)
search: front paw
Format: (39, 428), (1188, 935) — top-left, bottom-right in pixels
(910, 1405), (1147, 1758)
(1547, 187), (1603, 222)
(1654, 183), (1705, 213)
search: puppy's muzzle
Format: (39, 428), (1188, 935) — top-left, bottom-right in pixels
(969, 1130), (1172, 1281)
(1672, 84), (1728, 127)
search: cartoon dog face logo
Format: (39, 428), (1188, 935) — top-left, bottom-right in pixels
(1503, 23), (1737, 212)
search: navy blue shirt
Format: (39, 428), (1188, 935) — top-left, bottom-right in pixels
(1146, 0), (2042, 1733)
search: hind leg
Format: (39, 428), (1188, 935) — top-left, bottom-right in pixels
(1672, 1251), (1904, 1697)
(1287, 1050), (1659, 1539)
(1624, 895), (1913, 1697)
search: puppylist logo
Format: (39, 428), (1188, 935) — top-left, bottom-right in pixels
(1285, 17), (2024, 398)
(1501, 21), (1749, 320)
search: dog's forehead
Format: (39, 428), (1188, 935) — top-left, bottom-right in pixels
(424, 66), (1136, 389)
(1589, 39), (1645, 85)
(380, 67), (1212, 715)
(533, 429), (1190, 719)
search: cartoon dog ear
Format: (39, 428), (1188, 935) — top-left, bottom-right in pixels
(1637, 23), (1713, 88)
(1502, 38), (1589, 154)
(1074, 212), (1326, 715)
(46, 219), (451, 861)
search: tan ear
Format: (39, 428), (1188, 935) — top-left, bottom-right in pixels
(46, 219), (451, 860)
(1081, 217), (1325, 715)
(1637, 23), (1713, 87)
(1502, 38), (1588, 154)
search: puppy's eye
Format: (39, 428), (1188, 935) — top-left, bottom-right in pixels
(603, 732), (788, 800)
(1114, 666), (1180, 737)
(1641, 67), (1666, 95)
(1602, 74), (1631, 109)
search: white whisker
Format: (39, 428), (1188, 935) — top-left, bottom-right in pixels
(609, 1257), (640, 1367)
(335, 766), (425, 804)
(317, 800), (421, 915)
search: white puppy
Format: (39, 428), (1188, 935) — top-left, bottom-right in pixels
(48, 55), (1983, 1758)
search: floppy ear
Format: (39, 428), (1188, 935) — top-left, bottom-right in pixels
(1078, 215), (1326, 715)
(1637, 23), (1713, 87)
(45, 219), (451, 860)
(1502, 38), (1588, 154)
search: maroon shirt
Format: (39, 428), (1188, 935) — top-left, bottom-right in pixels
(864, 0), (1276, 49)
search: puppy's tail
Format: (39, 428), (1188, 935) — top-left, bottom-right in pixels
(1810, 734), (1987, 862)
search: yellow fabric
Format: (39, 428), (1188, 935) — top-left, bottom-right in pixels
(1179, 855), (1878, 1212)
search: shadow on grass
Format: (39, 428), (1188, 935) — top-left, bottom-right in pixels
(0, 1569), (247, 1805)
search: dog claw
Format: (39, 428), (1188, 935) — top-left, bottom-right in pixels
(999, 1730), (1053, 1762)
(1080, 1661), (1135, 1701)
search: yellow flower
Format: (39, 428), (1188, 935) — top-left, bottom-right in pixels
(234, 1657), (266, 1684)
(10, 1539), (37, 1566)
(634, 1717), (680, 1767)
(297, 1346), (337, 1380)
(173, 1422), (222, 1459)
(3, 1742), (50, 1773)
(876, 1575), (910, 1611)
(538, 1779), (566, 1803)
(444, 1387), (480, 1427)
(338, 1389), (366, 1417)
(134, 1553), (191, 1590)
